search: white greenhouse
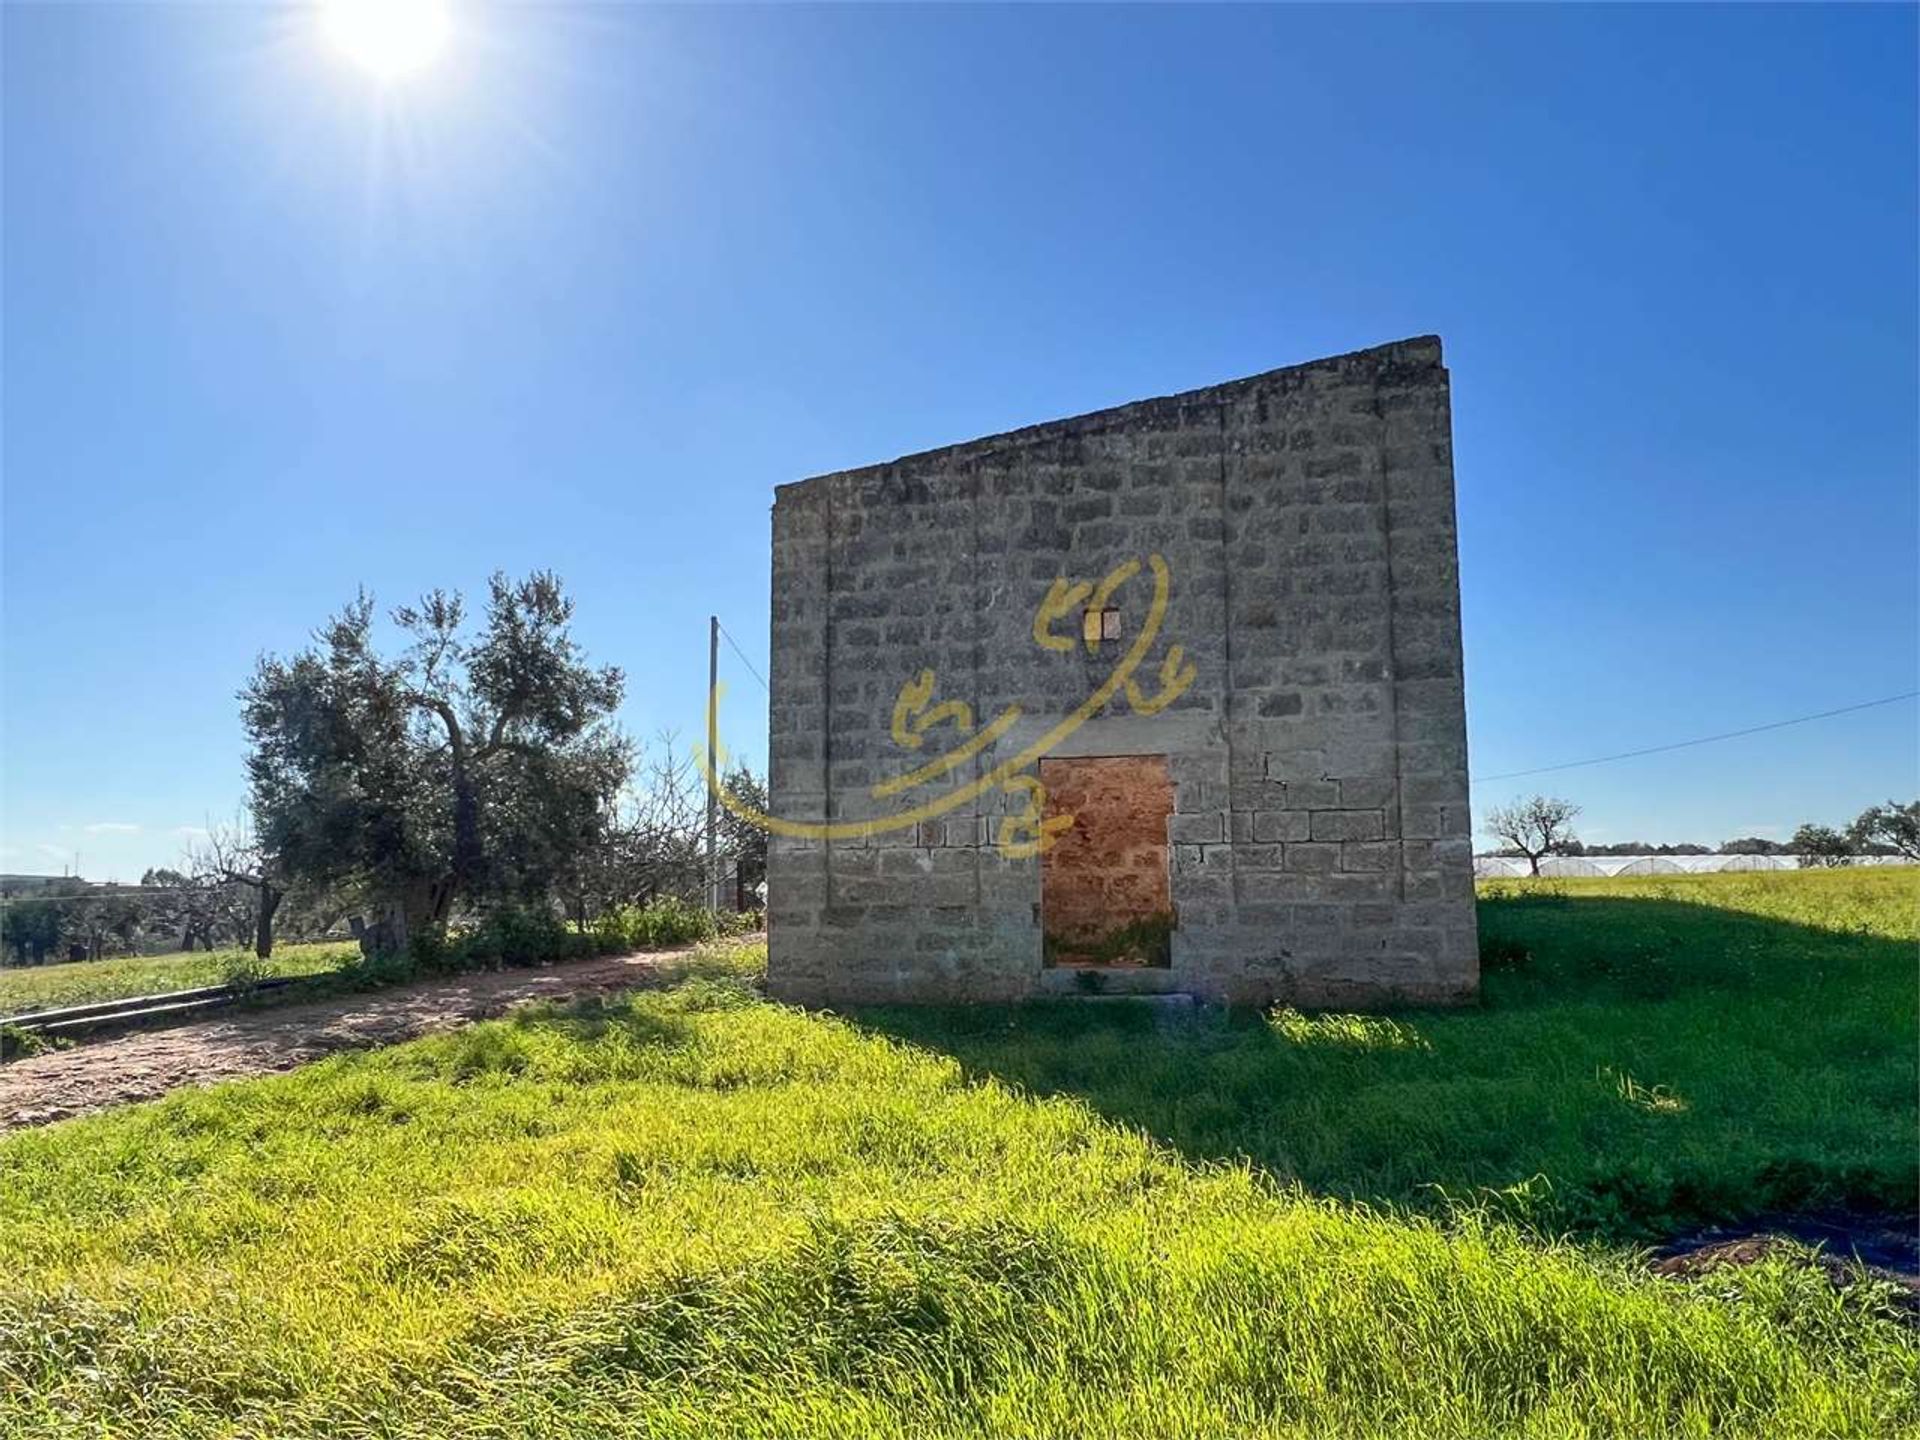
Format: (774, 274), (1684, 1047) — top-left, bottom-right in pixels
(1472, 853), (1914, 879)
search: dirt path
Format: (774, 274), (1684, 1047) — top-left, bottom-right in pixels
(0, 949), (690, 1132)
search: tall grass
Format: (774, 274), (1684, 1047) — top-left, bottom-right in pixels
(0, 900), (759, 1019)
(0, 941), (358, 1016)
(0, 874), (1913, 1437)
(874, 868), (1919, 1239)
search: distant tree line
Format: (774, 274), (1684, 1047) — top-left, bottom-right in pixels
(1788, 801), (1919, 867)
(2, 572), (767, 971)
(1481, 794), (1920, 873)
(1, 882), (148, 967)
(0, 843), (297, 969)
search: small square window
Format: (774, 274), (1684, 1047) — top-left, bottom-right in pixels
(1084, 607), (1121, 644)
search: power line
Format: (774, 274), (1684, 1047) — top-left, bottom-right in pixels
(1472, 690), (1918, 785)
(716, 620), (770, 693)
(711, 618), (1902, 783)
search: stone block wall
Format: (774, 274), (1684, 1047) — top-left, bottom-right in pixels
(765, 335), (1477, 1007)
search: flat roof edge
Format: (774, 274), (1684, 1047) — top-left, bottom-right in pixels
(774, 334), (1442, 501)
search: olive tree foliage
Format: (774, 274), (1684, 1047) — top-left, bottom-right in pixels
(3, 879), (224, 967)
(242, 572), (631, 955)
(1, 883), (85, 966)
(1781, 802), (1918, 868)
(1483, 795), (1581, 877)
(1719, 836), (1788, 856)
(1849, 800), (1920, 862)
(718, 764), (769, 909)
(1, 901), (63, 966)
(1791, 823), (1856, 868)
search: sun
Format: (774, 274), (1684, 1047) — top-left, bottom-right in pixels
(321, 0), (450, 79)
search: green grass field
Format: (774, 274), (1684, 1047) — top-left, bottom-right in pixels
(0, 872), (1913, 1437)
(874, 867), (1919, 1240)
(0, 940), (359, 1016)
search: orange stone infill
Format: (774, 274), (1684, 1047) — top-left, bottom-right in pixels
(1039, 755), (1173, 958)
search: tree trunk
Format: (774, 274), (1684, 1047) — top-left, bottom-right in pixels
(353, 901), (413, 960)
(425, 697), (484, 905)
(254, 885), (282, 959)
(1527, 853), (1542, 877)
(355, 880), (456, 961)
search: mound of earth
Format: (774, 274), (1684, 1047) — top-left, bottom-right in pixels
(1652, 1211), (1919, 1322)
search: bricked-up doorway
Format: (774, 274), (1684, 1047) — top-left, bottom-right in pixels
(1040, 756), (1175, 968)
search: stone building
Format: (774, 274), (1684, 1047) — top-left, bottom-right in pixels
(762, 336), (1477, 1007)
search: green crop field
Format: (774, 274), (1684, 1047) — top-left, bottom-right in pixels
(0, 940), (359, 1016)
(1, 870), (1914, 1437)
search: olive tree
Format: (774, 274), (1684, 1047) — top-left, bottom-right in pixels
(2, 896), (70, 966)
(1792, 823), (1855, 868)
(242, 571), (631, 955)
(1849, 800), (1920, 862)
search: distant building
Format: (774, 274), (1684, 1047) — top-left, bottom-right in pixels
(0, 874), (79, 896)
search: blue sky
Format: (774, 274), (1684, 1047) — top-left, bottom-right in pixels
(3, 3), (1914, 881)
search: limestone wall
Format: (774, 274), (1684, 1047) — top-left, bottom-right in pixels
(765, 335), (1477, 1006)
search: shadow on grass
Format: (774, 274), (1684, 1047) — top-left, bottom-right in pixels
(851, 896), (1918, 1243)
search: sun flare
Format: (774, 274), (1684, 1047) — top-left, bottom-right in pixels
(321, 0), (450, 79)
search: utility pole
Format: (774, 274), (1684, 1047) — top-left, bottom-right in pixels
(706, 615), (720, 914)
